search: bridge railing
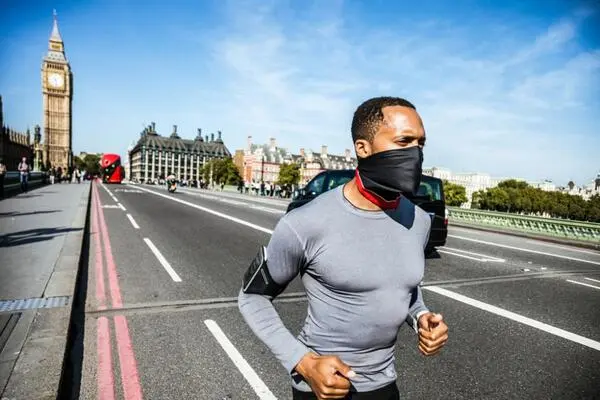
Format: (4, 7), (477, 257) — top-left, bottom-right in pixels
(447, 207), (600, 243)
(2, 171), (49, 192)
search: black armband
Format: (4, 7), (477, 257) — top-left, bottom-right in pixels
(242, 246), (287, 297)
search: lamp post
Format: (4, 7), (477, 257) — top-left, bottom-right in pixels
(261, 154), (265, 182)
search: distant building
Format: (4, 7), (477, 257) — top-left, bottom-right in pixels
(0, 95), (35, 169)
(128, 123), (231, 183)
(236, 137), (357, 185)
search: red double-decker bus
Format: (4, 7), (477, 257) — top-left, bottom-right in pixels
(100, 153), (125, 184)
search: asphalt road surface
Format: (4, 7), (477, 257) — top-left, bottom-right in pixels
(79, 182), (600, 400)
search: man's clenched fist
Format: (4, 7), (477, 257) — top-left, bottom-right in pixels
(418, 312), (449, 356)
(294, 353), (356, 399)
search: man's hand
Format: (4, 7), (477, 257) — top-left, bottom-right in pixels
(294, 353), (355, 399)
(418, 312), (448, 356)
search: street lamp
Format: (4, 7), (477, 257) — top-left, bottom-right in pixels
(261, 154), (265, 182)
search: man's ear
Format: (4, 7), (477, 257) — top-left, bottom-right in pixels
(354, 139), (371, 159)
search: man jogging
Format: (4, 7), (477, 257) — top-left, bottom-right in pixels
(238, 96), (448, 399)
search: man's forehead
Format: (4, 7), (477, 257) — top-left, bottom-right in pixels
(382, 107), (423, 132)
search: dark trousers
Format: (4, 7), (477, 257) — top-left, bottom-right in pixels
(0, 175), (4, 198)
(292, 382), (399, 400)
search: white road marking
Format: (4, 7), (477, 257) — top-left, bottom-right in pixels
(425, 286), (600, 351)
(126, 214), (140, 229)
(525, 240), (600, 256)
(250, 205), (285, 214)
(204, 319), (277, 400)
(102, 205), (121, 209)
(441, 246), (505, 262)
(566, 280), (600, 291)
(437, 249), (491, 263)
(584, 277), (600, 284)
(118, 203), (126, 211)
(448, 235), (600, 266)
(134, 186), (274, 235)
(221, 199), (248, 206)
(180, 189), (286, 214)
(143, 238), (182, 282)
(100, 183), (119, 202)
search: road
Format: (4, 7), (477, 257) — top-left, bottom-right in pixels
(79, 182), (600, 400)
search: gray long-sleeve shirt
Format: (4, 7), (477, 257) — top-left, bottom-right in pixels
(238, 185), (432, 393)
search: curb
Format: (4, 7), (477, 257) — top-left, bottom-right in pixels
(449, 221), (600, 251)
(1, 184), (91, 399)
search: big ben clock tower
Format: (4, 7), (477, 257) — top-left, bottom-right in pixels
(42, 10), (73, 170)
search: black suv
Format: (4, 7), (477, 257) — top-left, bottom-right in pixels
(286, 169), (448, 252)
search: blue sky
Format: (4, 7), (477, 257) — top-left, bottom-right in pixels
(1, 0), (599, 186)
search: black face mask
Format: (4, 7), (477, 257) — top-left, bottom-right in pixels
(357, 146), (423, 201)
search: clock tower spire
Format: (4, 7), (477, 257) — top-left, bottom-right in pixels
(42, 10), (73, 170)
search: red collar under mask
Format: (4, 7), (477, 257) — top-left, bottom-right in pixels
(354, 169), (400, 210)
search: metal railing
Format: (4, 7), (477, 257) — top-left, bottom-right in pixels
(2, 171), (49, 192)
(447, 207), (600, 242)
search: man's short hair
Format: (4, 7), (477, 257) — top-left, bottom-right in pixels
(351, 96), (416, 143)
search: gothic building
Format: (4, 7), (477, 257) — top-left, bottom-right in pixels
(128, 123), (231, 182)
(42, 11), (73, 170)
(0, 95), (34, 169)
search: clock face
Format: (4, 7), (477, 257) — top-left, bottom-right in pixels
(48, 73), (64, 88)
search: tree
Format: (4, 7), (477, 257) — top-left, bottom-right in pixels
(277, 163), (301, 187)
(83, 154), (101, 176)
(73, 156), (86, 171)
(568, 181), (575, 191)
(443, 180), (468, 206)
(498, 179), (530, 190)
(200, 158), (242, 186)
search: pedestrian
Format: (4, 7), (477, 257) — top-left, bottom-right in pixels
(238, 96), (448, 400)
(0, 159), (6, 199)
(50, 166), (56, 184)
(18, 157), (30, 192)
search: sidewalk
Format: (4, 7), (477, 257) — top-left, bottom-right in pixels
(0, 182), (91, 399)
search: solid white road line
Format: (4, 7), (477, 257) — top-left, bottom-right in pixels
(584, 277), (600, 284)
(134, 186), (274, 235)
(441, 246), (505, 262)
(118, 203), (126, 211)
(437, 249), (491, 263)
(566, 280), (600, 291)
(425, 286), (600, 352)
(126, 214), (140, 229)
(143, 238), (182, 282)
(448, 235), (600, 266)
(204, 320), (277, 400)
(525, 240), (600, 256)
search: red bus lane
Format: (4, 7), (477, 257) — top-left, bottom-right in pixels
(92, 182), (143, 400)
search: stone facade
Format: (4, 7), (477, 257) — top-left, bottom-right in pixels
(0, 95), (34, 169)
(238, 136), (357, 185)
(42, 12), (73, 170)
(128, 123), (231, 183)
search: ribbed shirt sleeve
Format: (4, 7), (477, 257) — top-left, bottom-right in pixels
(405, 213), (431, 333)
(237, 217), (311, 374)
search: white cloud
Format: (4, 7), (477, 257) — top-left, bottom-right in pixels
(209, 1), (600, 184)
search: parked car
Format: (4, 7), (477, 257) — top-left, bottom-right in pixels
(287, 169), (448, 252)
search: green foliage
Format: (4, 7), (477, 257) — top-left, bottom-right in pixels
(277, 163), (301, 186)
(473, 180), (600, 223)
(83, 154), (101, 176)
(200, 158), (242, 185)
(73, 156), (86, 171)
(442, 180), (468, 206)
